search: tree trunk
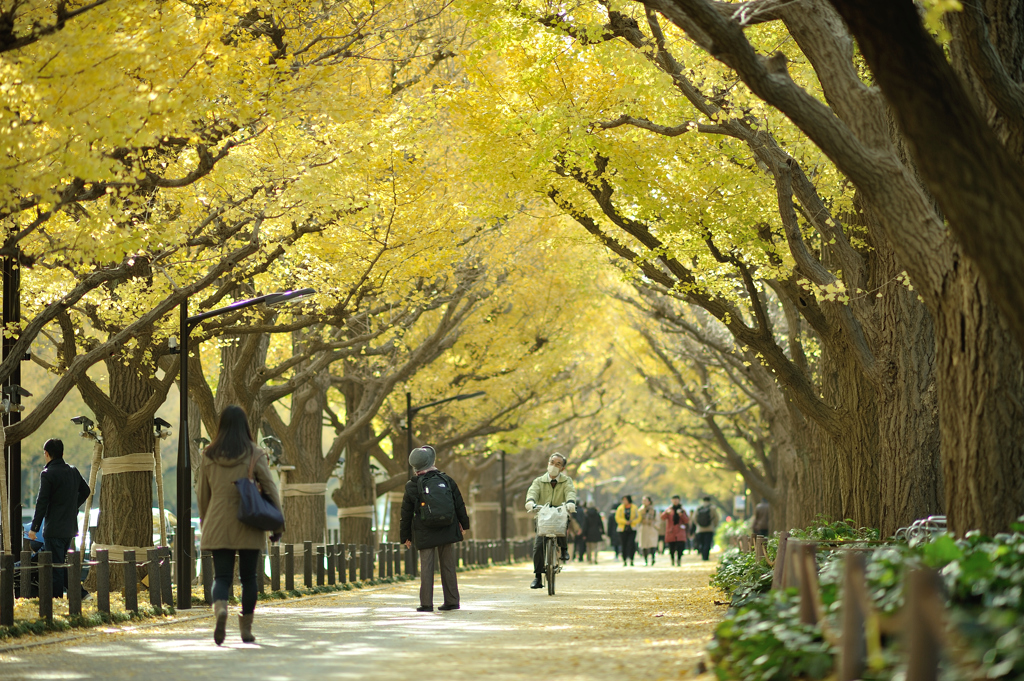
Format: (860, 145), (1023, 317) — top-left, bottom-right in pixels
(935, 258), (1024, 535)
(81, 360), (158, 590)
(872, 237), (942, 537)
(330, 381), (376, 546)
(278, 371), (330, 545)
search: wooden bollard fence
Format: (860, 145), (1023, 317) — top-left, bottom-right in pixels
(906, 568), (944, 681)
(770, 531), (790, 591)
(20, 550), (31, 599)
(338, 544), (347, 584)
(37, 551), (52, 623)
(284, 544), (295, 591)
(386, 544), (394, 578)
(159, 547), (172, 606)
(123, 550), (138, 614)
(0, 553), (13, 626)
(67, 551), (82, 617)
(257, 549), (265, 594)
(96, 549), (110, 615)
(326, 545), (336, 586)
(201, 550), (213, 603)
(358, 544), (368, 581)
(840, 552), (867, 681)
(271, 545), (281, 592)
(148, 548), (162, 609)
(316, 544), (326, 586)
(755, 535), (766, 561)
(303, 541), (313, 588)
(348, 545), (358, 583)
(378, 544), (386, 579)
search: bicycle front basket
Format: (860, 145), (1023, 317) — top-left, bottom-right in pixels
(536, 505), (568, 536)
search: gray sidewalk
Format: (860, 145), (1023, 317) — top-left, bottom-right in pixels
(0, 553), (720, 681)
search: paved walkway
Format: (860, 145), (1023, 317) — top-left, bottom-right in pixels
(0, 551), (722, 680)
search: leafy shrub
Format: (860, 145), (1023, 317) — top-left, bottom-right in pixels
(715, 518), (752, 551)
(711, 547), (774, 608)
(708, 589), (834, 681)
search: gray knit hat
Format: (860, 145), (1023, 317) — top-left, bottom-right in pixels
(409, 446), (436, 472)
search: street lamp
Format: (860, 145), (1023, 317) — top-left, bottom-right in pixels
(174, 288), (314, 609)
(404, 390), (485, 478)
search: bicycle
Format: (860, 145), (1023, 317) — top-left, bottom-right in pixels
(531, 503), (567, 596)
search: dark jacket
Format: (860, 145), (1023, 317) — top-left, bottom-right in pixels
(606, 508), (619, 544)
(31, 459), (89, 538)
(585, 507), (604, 542)
(400, 470), (470, 550)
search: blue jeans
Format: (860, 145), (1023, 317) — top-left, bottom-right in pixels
(212, 549), (259, 614)
(42, 536), (72, 598)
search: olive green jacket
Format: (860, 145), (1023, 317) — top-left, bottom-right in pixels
(525, 472), (577, 508)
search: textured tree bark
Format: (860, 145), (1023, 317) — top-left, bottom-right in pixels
(331, 381), (376, 547)
(81, 360), (160, 591)
(934, 258), (1024, 535)
(277, 368), (331, 545)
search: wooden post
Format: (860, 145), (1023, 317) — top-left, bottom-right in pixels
(0, 552), (14, 625)
(326, 545), (336, 586)
(123, 550), (138, 614)
(338, 544), (347, 584)
(96, 549), (110, 615)
(906, 568), (944, 681)
(37, 551), (52, 622)
(771, 531), (790, 590)
(19, 549), (31, 599)
(270, 544), (281, 592)
(67, 551), (82, 617)
(783, 539), (801, 590)
(755, 535), (766, 561)
(148, 548), (162, 609)
(159, 547), (173, 606)
(840, 552), (867, 681)
(796, 542), (819, 625)
(348, 544), (357, 583)
(378, 544), (386, 579)
(257, 549), (265, 594)
(386, 544), (394, 578)
(739, 534), (751, 552)
(357, 544), (366, 581)
(201, 550), (213, 604)
(284, 544), (295, 591)
(303, 540), (313, 589)
(316, 545), (325, 586)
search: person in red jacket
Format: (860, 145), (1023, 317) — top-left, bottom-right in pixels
(660, 495), (689, 566)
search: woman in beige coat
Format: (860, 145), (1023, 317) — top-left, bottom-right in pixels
(197, 405), (282, 645)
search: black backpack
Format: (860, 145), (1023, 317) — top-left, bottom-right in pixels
(696, 505), (712, 527)
(415, 473), (457, 528)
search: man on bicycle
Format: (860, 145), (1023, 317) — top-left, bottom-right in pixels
(525, 452), (577, 589)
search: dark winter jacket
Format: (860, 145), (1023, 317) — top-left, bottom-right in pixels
(31, 459), (89, 538)
(585, 507), (604, 542)
(399, 470), (470, 551)
(606, 508), (620, 544)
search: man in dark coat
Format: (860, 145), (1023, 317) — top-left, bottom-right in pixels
(28, 439), (90, 598)
(400, 445), (470, 612)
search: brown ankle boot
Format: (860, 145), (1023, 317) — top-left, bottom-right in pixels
(213, 601), (228, 645)
(239, 613), (255, 643)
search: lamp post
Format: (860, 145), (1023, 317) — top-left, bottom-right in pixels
(174, 288), (314, 609)
(404, 390), (486, 478)
(500, 450), (507, 544)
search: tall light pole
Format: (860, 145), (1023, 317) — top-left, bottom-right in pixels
(174, 288), (314, 609)
(404, 390), (486, 478)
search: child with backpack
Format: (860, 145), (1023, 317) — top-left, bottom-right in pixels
(400, 445), (471, 612)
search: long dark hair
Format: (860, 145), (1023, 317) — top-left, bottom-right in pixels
(205, 405), (255, 461)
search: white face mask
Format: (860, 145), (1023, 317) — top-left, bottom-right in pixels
(547, 464), (561, 478)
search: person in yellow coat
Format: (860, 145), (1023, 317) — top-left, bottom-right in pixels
(614, 495), (640, 566)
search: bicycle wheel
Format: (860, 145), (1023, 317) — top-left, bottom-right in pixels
(546, 537), (556, 596)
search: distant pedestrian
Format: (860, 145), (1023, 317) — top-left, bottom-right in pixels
(614, 495), (640, 566)
(606, 504), (620, 558)
(572, 501), (588, 561)
(752, 499), (771, 537)
(28, 439), (89, 599)
(661, 496), (689, 566)
(198, 405), (283, 645)
(400, 445), (470, 611)
(693, 496), (721, 561)
(636, 496), (659, 565)
(584, 505), (604, 563)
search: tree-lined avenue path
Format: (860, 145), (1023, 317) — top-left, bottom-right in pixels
(0, 553), (721, 680)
